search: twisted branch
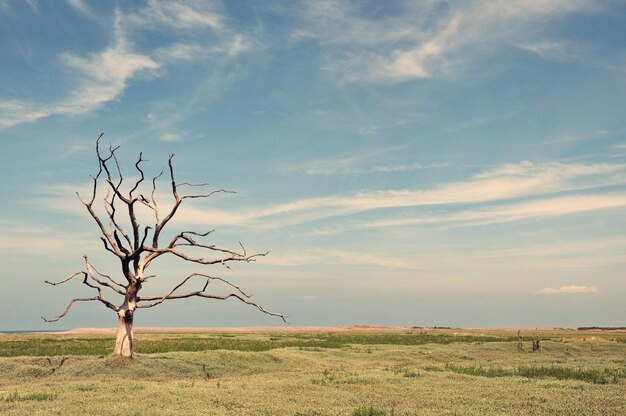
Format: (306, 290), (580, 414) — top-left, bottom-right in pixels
(45, 134), (285, 327)
(136, 273), (287, 322)
(43, 267), (119, 322)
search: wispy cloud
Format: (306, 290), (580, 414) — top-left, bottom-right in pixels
(363, 194), (626, 230)
(37, 160), (626, 232)
(0, 221), (97, 256)
(263, 161), (623, 223)
(258, 237), (625, 281)
(259, 248), (412, 269)
(154, 43), (209, 62)
(160, 132), (184, 142)
(66, 0), (90, 16)
(295, 0), (596, 82)
(0, 101), (50, 128)
(275, 144), (446, 176)
(517, 41), (573, 60)
(299, 159), (444, 176)
(0, 38), (158, 127)
(0, 10), (158, 128)
(59, 31), (160, 109)
(0, 0), (251, 129)
(124, 0), (223, 31)
(538, 285), (598, 295)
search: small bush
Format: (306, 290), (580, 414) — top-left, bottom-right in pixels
(444, 363), (624, 384)
(1, 391), (57, 402)
(445, 363), (512, 378)
(422, 365), (444, 372)
(517, 365), (622, 385)
(354, 406), (386, 416)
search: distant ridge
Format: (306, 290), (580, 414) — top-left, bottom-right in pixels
(577, 326), (626, 331)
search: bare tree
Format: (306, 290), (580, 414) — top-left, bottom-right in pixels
(43, 135), (286, 357)
(532, 329), (542, 352)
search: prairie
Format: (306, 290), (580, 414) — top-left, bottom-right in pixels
(0, 327), (624, 415)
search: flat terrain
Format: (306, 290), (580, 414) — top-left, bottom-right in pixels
(0, 327), (625, 415)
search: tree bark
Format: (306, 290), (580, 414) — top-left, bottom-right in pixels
(113, 311), (134, 357)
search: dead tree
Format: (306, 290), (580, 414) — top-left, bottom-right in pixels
(532, 329), (542, 352)
(43, 135), (286, 357)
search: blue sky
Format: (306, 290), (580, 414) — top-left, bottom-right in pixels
(1, 0), (625, 330)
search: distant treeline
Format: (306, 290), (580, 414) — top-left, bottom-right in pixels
(577, 327), (626, 331)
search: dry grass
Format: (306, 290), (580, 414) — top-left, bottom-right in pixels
(0, 328), (624, 415)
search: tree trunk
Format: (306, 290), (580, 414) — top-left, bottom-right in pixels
(113, 311), (134, 357)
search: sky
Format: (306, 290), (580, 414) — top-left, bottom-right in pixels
(0, 0), (625, 330)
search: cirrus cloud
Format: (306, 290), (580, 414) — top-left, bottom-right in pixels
(538, 285), (598, 295)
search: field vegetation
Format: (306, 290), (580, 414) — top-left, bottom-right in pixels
(0, 328), (624, 415)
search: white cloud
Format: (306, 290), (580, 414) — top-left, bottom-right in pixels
(0, 41), (158, 127)
(0, 221), (97, 256)
(58, 38), (160, 113)
(302, 160), (443, 176)
(0, 0), (251, 129)
(364, 194), (626, 230)
(276, 144), (443, 176)
(171, 206), (250, 228)
(296, 0), (595, 82)
(0, 11), (158, 128)
(517, 41), (570, 59)
(155, 43), (208, 61)
(37, 161), (626, 232)
(539, 285), (598, 295)
(213, 33), (252, 57)
(125, 0), (223, 31)
(259, 248), (412, 269)
(66, 0), (90, 16)
(278, 150), (381, 175)
(296, 295), (317, 301)
(247, 161), (626, 228)
(160, 132), (183, 142)
(0, 101), (50, 128)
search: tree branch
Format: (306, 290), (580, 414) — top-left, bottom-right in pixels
(136, 273), (287, 322)
(45, 271), (86, 286)
(142, 246), (267, 269)
(150, 169), (164, 225)
(84, 255), (126, 295)
(138, 272), (251, 306)
(41, 297), (101, 322)
(42, 267), (119, 322)
(180, 189), (235, 200)
(128, 152), (145, 197)
(103, 190), (132, 249)
(45, 137), (286, 328)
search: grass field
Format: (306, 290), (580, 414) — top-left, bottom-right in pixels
(0, 327), (625, 415)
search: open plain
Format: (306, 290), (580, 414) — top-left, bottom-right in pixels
(1, 327), (625, 415)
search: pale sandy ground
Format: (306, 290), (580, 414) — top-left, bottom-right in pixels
(30, 325), (595, 335)
(58, 326), (410, 335)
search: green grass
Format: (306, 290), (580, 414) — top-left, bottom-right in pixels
(1, 391), (57, 402)
(445, 363), (512, 378)
(0, 332), (519, 357)
(354, 406), (386, 416)
(517, 365), (625, 384)
(0, 328), (625, 415)
(445, 363), (625, 384)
